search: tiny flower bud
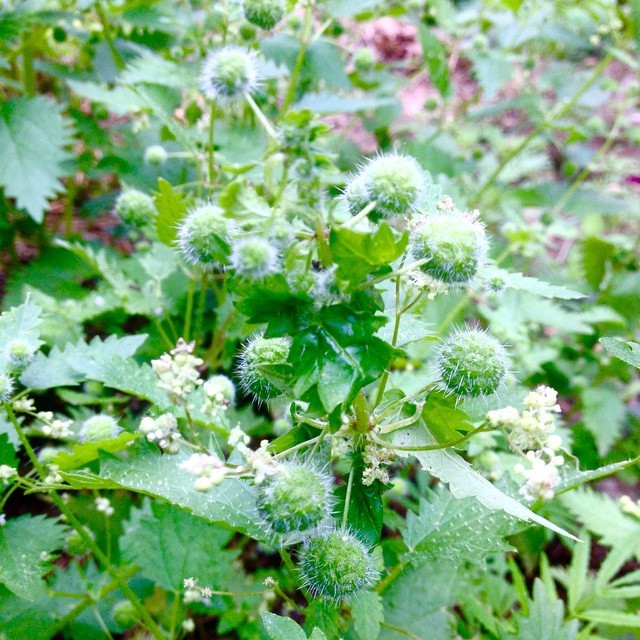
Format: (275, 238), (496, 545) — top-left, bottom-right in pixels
(112, 600), (138, 628)
(144, 145), (168, 166)
(6, 339), (34, 368)
(353, 47), (375, 73)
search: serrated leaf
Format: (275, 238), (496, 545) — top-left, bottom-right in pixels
(600, 337), (640, 369)
(96, 448), (263, 538)
(554, 458), (638, 496)
(0, 298), (43, 370)
(580, 384), (626, 455)
(120, 52), (196, 88)
(578, 610), (640, 628)
(260, 612), (307, 640)
(501, 579), (578, 639)
(0, 515), (66, 600)
(52, 432), (138, 471)
(391, 420), (577, 540)
(351, 590), (383, 640)
(295, 92), (396, 114)
(67, 80), (146, 115)
(469, 50), (514, 100)
(482, 267), (585, 300)
(403, 486), (515, 567)
(122, 502), (238, 591)
(153, 178), (191, 246)
(0, 96), (73, 222)
(20, 334), (147, 390)
(418, 25), (452, 98)
(422, 391), (473, 443)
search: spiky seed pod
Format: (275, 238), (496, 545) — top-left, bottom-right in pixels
(243, 0), (285, 29)
(436, 328), (509, 398)
(115, 189), (157, 227)
(257, 462), (333, 536)
(0, 372), (14, 404)
(299, 528), (378, 600)
(79, 414), (122, 442)
(6, 339), (34, 368)
(177, 204), (232, 269)
(199, 46), (260, 103)
(353, 47), (375, 73)
(230, 237), (279, 280)
(112, 600), (138, 629)
(144, 145), (168, 166)
(411, 212), (488, 285)
(345, 154), (428, 222)
(237, 334), (292, 402)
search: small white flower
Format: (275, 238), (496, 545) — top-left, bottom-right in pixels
(183, 577), (197, 589)
(12, 396), (35, 412)
(182, 619), (196, 632)
(151, 338), (203, 403)
(95, 496), (114, 516)
(0, 465), (17, 481)
(139, 414), (181, 453)
(179, 453), (229, 491)
(516, 452), (562, 501)
(202, 375), (236, 415)
(228, 426), (250, 448)
(0, 514), (5, 526)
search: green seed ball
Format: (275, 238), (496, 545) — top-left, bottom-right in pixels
(80, 414), (121, 442)
(230, 237), (279, 280)
(257, 463), (333, 536)
(299, 528), (377, 600)
(411, 213), (487, 285)
(354, 154), (428, 221)
(112, 599), (138, 628)
(243, 0), (285, 29)
(239, 21), (258, 41)
(238, 335), (292, 402)
(0, 373), (15, 404)
(6, 339), (33, 367)
(436, 328), (509, 398)
(115, 189), (157, 226)
(177, 205), (232, 269)
(353, 47), (375, 73)
(144, 145), (168, 166)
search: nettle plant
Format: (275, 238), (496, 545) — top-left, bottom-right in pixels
(1, 5), (639, 640)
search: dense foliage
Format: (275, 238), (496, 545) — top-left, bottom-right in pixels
(0, 0), (639, 639)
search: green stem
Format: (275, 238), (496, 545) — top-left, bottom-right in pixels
(21, 32), (36, 97)
(183, 277), (196, 341)
(341, 201), (377, 228)
(153, 318), (175, 350)
(63, 182), (78, 238)
(193, 272), (208, 348)
(95, 1), (125, 70)
(5, 406), (165, 640)
(375, 561), (408, 593)
(279, 549), (296, 573)
(472, 53), (613, 204)
(374, 276), (402, 408)
(207, 106), (216, 186)
(341, 464), (355, 529)
(244, 92), (279, 141)
(379, 621), (420, 640)
(280, 2), (313, 116)
(370, 424), (489, 452)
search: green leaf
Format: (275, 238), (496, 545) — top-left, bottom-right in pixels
(391, 420), (578, 540)
(560, 488), (640, 554)
(417, 25), (452, 98)
(0, 96), (73, 222)
(600, 337), (640, 369)
(403, 486), (515, 567)
(308, 629), (329, 640)
(482, 267), (585, 300)
(580, 384), (626, 455)
(0, 298), (43, 371)
(153, 178), (191, 247)
(330, 223), (408, 288)
(380, 559), (458, 640)
(261, 612), (307, 640)
(67, 80), (146, 115)
(422, 391), (473, 443)
(120, 52), (196, 88)
(295, 93), (396, 114)
(94, 448), (263, 538)
(52, 432), (138, 471)
(469, 50), (514, 100)
(0, 515), (66, 600)
(20, 334), (147, 390)
(578, 610), (640, 628)
(0, 587), (64, 640)
(351, 590), (383, 640)
(122, 502), (239, 591)
(501, 579), (578, 639)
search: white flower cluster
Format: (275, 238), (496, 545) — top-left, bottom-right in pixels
(0, 465), (17, 481)
(183, 577), (214, 603)
(406, 270), (450, 298)
(12, 396), (35, 412)
(487, 386), (562, 452)
(488, 386), (565, 502)
(515, 452), (564, 501)
(235, 438), (282, 485)
(202, 375), (235, 415)
(95, 496), (114, 516)
(139, 414), (181, 453)
(362, 443), (395, 486)
(436, 195), (455, 212)
(151, 338), (203, 403)
(179, 452), (229, 491)
(44, 464), (63, 485)
(37, 412), (73, 439)
(620, 495), (640, 519)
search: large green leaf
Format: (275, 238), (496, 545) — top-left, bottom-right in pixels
(122, 502), (239, 591)
(0, 515), (66, 600)
(580, 384), (626, 455)
(391, 420), (577, 540)
(153, 178), (191, 246)
(0, 96), (73, 222)
(482, 267), (585, 300)
(351, 590), (384, 640)
(261, 612), (307, 640)
(403, 486), (515, 567)
(600, 337), (640, 369)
